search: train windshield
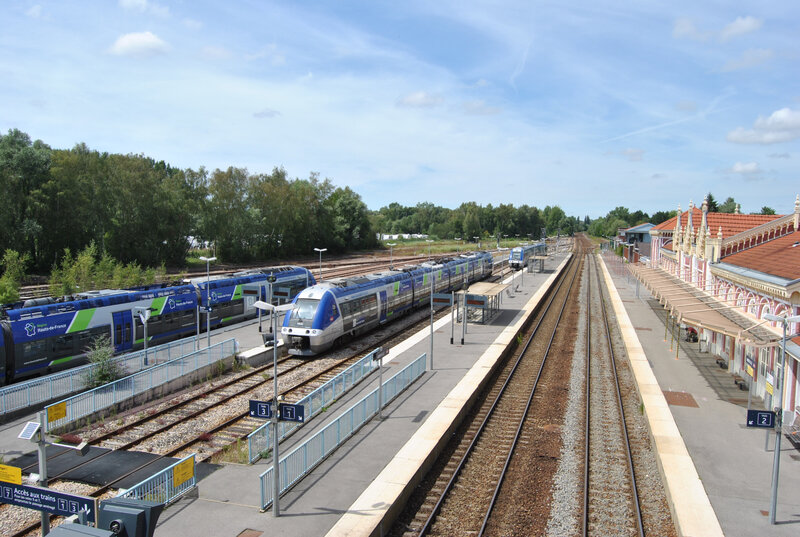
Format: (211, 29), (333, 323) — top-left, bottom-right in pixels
(291, 299), (319, 321)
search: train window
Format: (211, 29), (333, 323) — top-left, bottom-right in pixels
(292, 299), (320, 321)
(23, 339), (47, 356)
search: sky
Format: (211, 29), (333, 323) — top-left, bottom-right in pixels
(1, 1), (799, 218)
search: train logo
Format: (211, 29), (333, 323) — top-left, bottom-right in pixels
(25, 323), (36, 337)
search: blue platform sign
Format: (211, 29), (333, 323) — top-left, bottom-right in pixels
(249, 400), (272, 419)
(278, 403), (305, 423)
(0, 482), (97, 522)
(746, 409), (775, 428)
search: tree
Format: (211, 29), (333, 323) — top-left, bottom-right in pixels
(760, 206), (776, 215)
(84, 335), (125, 388)
(719, 197), (737, 213)
(650, 210), (675, 225)
(0, 129), (51, 266)
(328, 187), (376, 251)
(705, 193), (719, 212)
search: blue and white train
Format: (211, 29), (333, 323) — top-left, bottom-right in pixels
(508, 241), (547, 270)
(281, 252), (493, 356)
(0, 266), (314, 386)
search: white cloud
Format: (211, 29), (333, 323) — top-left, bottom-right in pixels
(730, 162), (761, 174)
(721, 49), (773, 72)
(396, 91), (443, 108)
(768, 153), (790, 159)
(26, 5), (42, 18)
(463, 100), (500, 116)
(622, 148), (644, 161)
(183, 18), (203, 30)
(119, 0), (169, 17)
(672, 18), (709, 41)
(109, 31), (169, 58)
(253, 108), (281, 119)
(727, 108), (800, 144)
(720, 16), (762, 42)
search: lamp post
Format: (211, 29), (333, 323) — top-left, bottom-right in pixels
(199, 256), (216, 348)
(387, 242), (396, 269)
(473, 236), (479, 250)
(454, 237), (461, 253)
(254, 300), (294, 517)
(314, 248), (327, 280)
(134, 306), (154, 366)
(426, 239), (433, 260)
(763, 312), (800, 524)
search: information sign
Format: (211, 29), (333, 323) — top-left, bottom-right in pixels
(746, 409), (776, 429)
(47, 402), (67, 423)
(766, 372), (774, 396)
(278, 403), (305, 423)
(172, 457), (194, 488)
(0, 464), (21, 485)
(249, 400), (273, 419)
(432, 293), (453, 306)
(0, 482), (97, 522)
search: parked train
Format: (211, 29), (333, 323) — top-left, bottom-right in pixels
(508, 241), (547, 270)
(281, 252), (493, 356)
(0, 266), (314, 386)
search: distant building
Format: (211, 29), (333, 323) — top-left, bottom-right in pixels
(377, 233), (429, 241)
(616, 222), (655, 261)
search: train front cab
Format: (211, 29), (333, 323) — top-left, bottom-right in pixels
(283, 290), (341, 356)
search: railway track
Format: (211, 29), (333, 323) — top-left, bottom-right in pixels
(582, 252), (643, 536)
(390, 242), (583, 536)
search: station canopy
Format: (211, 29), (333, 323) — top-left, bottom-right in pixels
(628, 265), (780, 348)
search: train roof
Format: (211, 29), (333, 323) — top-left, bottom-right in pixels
(189, 265), (310, 288)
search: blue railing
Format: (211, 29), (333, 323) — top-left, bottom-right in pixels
(0, 336), (200, 416)
(259, 353), (426, 510)
(247, 349), (380, 463)
(44, 339), (236, 432)
(119, 454), (196, 505)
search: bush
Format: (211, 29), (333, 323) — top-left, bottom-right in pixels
(84, 335), (125, 388)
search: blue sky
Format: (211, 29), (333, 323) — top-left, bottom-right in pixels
(1, 1), (798, 218)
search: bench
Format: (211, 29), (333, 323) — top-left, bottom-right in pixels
(715, 357), (727, 369)
(733, 375), (748, 390)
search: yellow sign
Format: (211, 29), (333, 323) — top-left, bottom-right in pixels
(766, 382), (773, 396)
(173, 457), (194, 488)
(47, 402), (67, 423)
(746, 365), (754, 377)
(0, 464), (22, 485)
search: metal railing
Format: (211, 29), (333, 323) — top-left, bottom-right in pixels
(44, 339), (236, 432)
(0, 336), (199, 416)
(247, 349), (380, 463)
(119, 454), (196, 505)
(259, 353), (426, 510)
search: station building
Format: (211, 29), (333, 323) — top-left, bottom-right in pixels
(632, 195), (800, 428)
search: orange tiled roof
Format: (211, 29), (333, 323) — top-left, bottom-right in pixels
(652, 207), (781, 238)
(721, 230), (800, 280)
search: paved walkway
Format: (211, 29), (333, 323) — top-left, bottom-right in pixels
(603, 253), (800, 536)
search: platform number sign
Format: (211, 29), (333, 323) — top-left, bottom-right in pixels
(279, 403), (305, 423)
(249, 400), (273, 419)
(746, 409), (775, 429)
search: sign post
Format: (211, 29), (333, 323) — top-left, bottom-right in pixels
(373, 347), (388, 419)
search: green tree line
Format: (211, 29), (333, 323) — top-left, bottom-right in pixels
(0, 129), (377, 279)
(370, 202), (584, 240)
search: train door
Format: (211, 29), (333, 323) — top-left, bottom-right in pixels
(379, 290), (388, 323)
(112, 311), (133, 352)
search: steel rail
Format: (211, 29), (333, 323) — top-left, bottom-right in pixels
(416, 250), (580, 536)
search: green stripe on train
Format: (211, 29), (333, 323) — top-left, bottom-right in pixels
(67, 309), (96, 333)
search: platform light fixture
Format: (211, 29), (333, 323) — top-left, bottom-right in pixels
(253, 300), (294, 518)
(386, 242), (396, 269)
(199, 256), (216, 348)
(763, 312), (800, 524)
(426, 239), (433, 260)
(314, 248), (327, 280)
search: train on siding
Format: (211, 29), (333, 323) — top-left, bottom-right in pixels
(508, 241), (547, 270)
(281, 252), (493, 356)
(0, 266), (314, 386)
